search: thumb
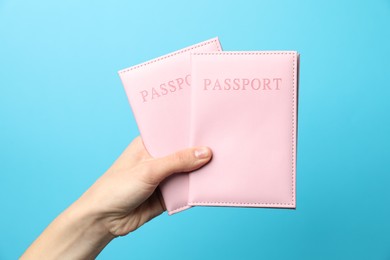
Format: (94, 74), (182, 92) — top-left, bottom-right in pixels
(145, 147), (212, 184)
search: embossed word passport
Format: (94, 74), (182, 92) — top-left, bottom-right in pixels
(188, 51), (298, 209)
(118, 38), (222, 215)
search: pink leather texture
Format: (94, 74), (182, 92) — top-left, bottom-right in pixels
(188, 51), (298, 208)
(118, 38), (222, 215)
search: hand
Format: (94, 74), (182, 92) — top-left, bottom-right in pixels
(79, 136), (212, 236)
(21, 136), (212, 259)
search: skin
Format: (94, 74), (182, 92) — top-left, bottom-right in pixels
(21, 136), (212, 259)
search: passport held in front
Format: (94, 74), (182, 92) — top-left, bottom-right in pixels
(189, 51), (299, 208)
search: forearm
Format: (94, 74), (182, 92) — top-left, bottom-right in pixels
(21, 199), (115, 260)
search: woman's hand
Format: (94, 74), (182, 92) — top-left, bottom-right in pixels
(21, 136), (212, 259)
(80, 136), (212, 236)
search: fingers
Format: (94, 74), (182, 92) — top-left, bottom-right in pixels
(140, 146), (212, 185)
(158, 146), (212, 173)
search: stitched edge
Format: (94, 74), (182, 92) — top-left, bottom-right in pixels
(189, 51), (297, 207)
(191, 51), (295, 56)
(292, 52), (296, 206)
(188, 202), (295, 206)
(118, 38), (221, 74)
(168, 205), (191, 215)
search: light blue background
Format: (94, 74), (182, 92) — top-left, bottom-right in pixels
(1, 0), (390, 259)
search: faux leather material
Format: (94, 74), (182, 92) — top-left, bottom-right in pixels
(188, 51), (298, 208)
(118, 38), (222, 215)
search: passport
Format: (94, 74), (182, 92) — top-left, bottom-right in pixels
(188, 51), (299, 209)
(118, 38), (222, 215)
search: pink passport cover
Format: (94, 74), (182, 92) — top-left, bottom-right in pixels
(189, 51), (298, 208)
(118, 38), (222, 215)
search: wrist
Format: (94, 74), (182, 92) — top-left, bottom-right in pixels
(56, 200), (116, 258)
(68, 197), (117, 240)
(21, 198), (115, 260)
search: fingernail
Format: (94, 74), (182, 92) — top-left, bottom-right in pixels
(194, 147), (210, 159)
